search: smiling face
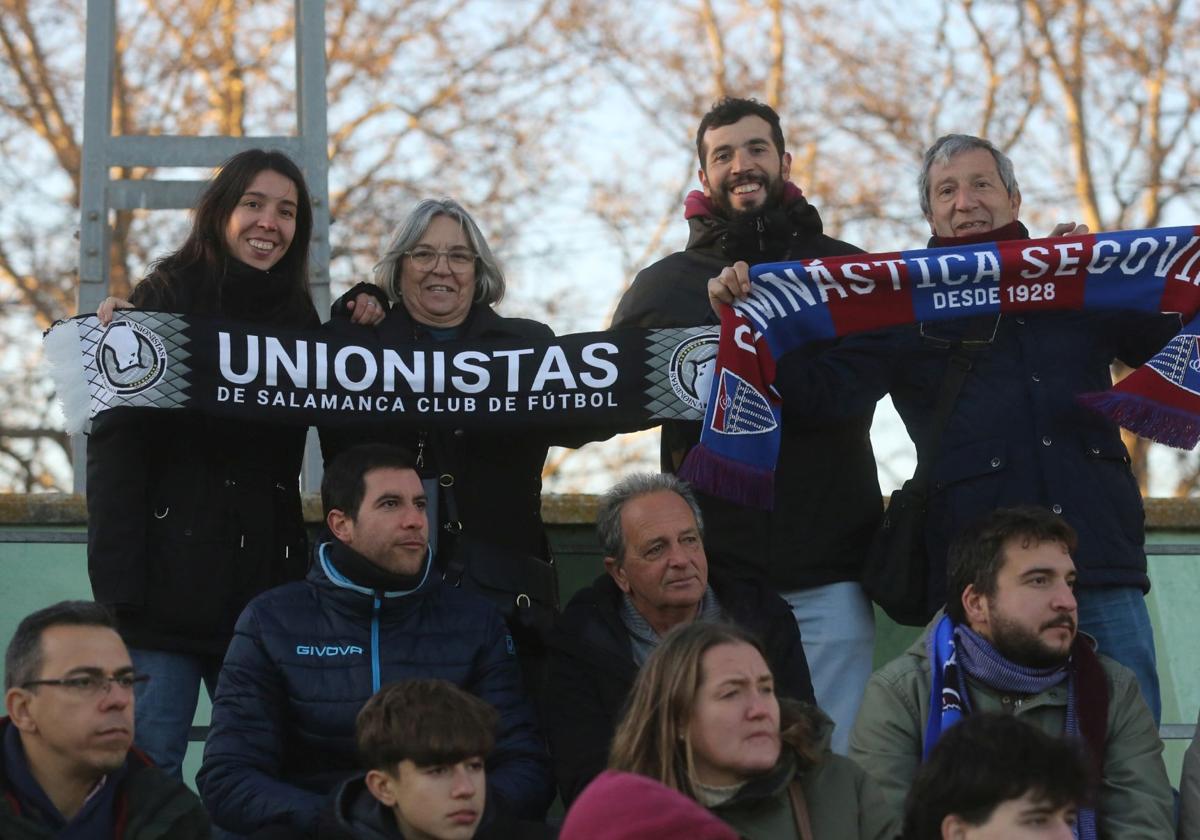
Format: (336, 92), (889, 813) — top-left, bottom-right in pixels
(963, 538), (1078, 668)
(223, 169), (298, 269)
(400, 214), (477, 327)
(371, 758), (485, 840)
(698, 115), (792, 216)
(5, 625), (135, 780)
(605, 491), (708, 634)
(925, 147), (1021, 238)
(328, 467), (429, 575)
(687, 642), (781, 787)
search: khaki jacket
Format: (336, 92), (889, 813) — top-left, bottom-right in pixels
(848, 623), (1172, 839)
(1181, 708), (1200, 840)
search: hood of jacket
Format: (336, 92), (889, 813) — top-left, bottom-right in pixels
(331, 776), (399, 839)
(682, 182), (828, 259)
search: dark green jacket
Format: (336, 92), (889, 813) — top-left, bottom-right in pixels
(709, 706), (895, 840)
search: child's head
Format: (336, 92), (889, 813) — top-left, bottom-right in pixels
(901, 713), (1091, 840)
(356, 679), (499, 840)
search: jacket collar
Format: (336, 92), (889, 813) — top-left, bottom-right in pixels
(682, 182), (825, 255)
(391, 300), (504, 340)
(331, 776), (399, 839)
(927, 219), (1028, 248)
(707, 746), (798, 811)
(313, 540), (434, 599)
(1, 717), (139, 831)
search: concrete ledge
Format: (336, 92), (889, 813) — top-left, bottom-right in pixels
(2, 493), (1199, 529)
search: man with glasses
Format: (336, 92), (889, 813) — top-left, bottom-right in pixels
(2, 600), (209, 837)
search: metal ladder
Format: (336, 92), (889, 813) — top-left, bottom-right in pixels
(73, 0), (331, 491)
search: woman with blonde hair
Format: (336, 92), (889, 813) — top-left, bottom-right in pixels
(609, 622), (895, 840)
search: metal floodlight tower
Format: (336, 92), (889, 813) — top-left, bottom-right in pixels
(74, 0), (331, 492)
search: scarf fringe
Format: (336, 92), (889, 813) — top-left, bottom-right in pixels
(678, 445), (775, 510)
(1077, 389), (1200, 449)
(43, 319), (91, 435)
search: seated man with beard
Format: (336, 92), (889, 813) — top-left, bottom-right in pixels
(849, 506), (1171, 837)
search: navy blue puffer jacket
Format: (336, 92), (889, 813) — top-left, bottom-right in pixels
(197, 541), (554, 835)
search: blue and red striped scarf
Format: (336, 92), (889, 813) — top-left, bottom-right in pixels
(680, 224), (1200, 507)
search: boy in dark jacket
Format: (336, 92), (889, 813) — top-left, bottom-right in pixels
(326, 679), (553, 840)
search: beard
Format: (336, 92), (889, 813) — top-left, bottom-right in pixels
(988, 611), (1076, 669)
(711, 171), (787, 218)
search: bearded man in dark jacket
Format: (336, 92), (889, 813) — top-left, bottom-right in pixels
(610, 97), (880, 755)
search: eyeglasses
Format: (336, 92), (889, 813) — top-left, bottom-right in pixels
(404, 247), (477, 271)
(918, 313), (1001, 348)
(21, 672), (151, 697)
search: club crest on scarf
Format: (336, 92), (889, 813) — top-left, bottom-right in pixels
(1145, 332), (1200, 395)
(710, 368), (777, 436)
(668, 333), (719, 411)
(97, 320), (168, 394)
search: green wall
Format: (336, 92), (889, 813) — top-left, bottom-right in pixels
(2, 520), (1196, 787)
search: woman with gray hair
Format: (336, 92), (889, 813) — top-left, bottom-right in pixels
(322, 198), (577, 692)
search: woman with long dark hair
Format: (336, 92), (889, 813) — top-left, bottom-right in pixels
(87, 149), (319, 778)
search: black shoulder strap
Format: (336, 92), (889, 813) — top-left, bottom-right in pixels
(916, 350), (974, 484)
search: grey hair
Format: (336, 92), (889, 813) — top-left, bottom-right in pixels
(5, 601), (117, 690)
(596, 473), (705, 566)
(372, 198), (506, 307)
(918, 134), (1020, 218)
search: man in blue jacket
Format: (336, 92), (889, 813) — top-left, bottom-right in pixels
(197, 443), (554, 836)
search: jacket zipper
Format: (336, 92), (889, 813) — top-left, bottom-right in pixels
(756, 216), (766, 253)
(370, 594), (382, 693)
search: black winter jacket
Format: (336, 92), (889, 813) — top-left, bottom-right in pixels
(773, 222), (1182, 606)
(610, 188), (882, 591)
(0, 719), (211, 839)
(196, 540), (554, 835)
(86, 263), (317, 655)
(320, 299), (574, 561)
(544, 571), (815, 805)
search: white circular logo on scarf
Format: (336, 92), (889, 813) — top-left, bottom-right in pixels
(668, 333), (719, 411)
(97, 320), (168, 394)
